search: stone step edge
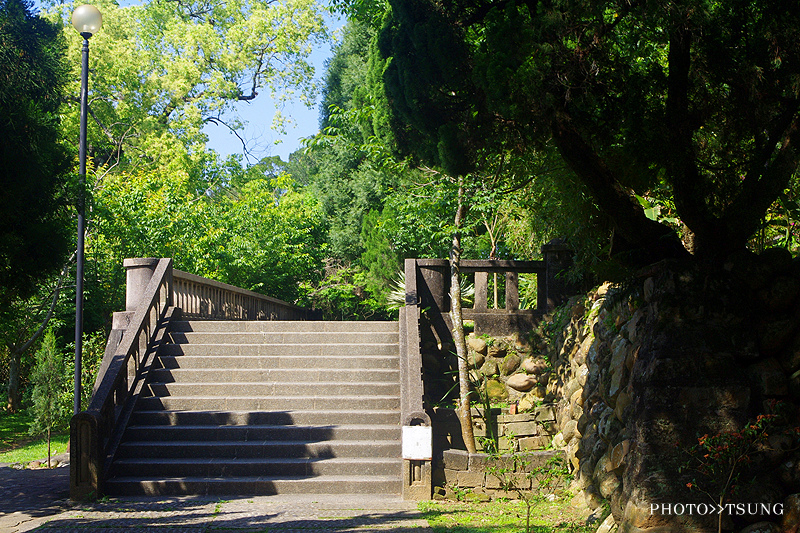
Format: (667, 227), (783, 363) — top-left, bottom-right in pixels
(144, 381), (400, 387)
(105, 475), (401, 483)
(112, 457), (401, 465)
(161, 344), (400, 349)
(137, 395), (401, 400)
(126, 423), (401, 430)
(131, 409), (401, 415)
(118, 439), (401, 447)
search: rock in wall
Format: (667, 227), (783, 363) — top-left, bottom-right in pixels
(548, 251), (800, 533)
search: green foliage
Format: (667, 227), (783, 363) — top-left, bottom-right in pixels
(486, 453), (574, 533)
(360, 209), (400, 303)
(28, 328), (68, 465)
(0, 410), (33, 451)
(418, 491), (594, 533)
(680, 401), (800, 533)
(362, 0), (800, 264)
(0, 432), (69, 464)
(66, 330), (106, 412)
(43, 0), (328, 178)
(0, 0), (72, 311)
(298, 264), (394, 320)
(92, 169), (326, 303)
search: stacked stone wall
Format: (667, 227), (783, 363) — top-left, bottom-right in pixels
(432, 248), (800, 533)
(548, 250), (800, 533)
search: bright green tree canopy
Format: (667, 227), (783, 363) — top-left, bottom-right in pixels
(47, 0), (328, 179)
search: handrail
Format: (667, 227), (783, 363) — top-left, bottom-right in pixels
(398, 248), (572, 500)
(172, 269), (312, 321)
(70, 258), (319, 499)
(409, 259), (546, 327)
(70, 258), (175, 500)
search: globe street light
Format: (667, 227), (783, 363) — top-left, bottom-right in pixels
(71, 4), (102, 415)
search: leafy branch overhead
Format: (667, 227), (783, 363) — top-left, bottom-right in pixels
(43, 0), (328, 173)
(357, 0), (800, 265)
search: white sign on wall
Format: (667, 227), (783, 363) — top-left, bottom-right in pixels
(402, 425), (432, 460)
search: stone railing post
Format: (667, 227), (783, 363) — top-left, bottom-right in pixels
(399, 259), (432, 500)
(124, 258), (160, 311)
(542, 240), (574, 311)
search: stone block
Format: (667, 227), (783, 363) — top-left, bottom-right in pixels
(485, 471), (531, 491)
(783, 493), (800, 531)
(456, 470), (485, 488)
(442, 468), (460, 484)
(539, 420), (558, 435)
(468, 335), (488, 355)
(464, 490), (492, 502)
(517, 450), (564, 472)
(518, 436), (550, 450)
(533, 404), (557, 421)
(468, 452), (489, 470)
(442, 449), (470, 471)
(497, 412), (536, 424)
(503, 421), (542, 437)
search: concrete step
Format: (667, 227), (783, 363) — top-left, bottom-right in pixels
(148, 368), (401, 383)
(142, 381), (400, 397)
(108, 457), (401, 478)
(103, 475), (401, 496)
(158, 344), (399, 358)
(106, 319), (403, 497)
(170, 320), (398, 333)
(168, 331), (399, 345)
(123, 424), (400, 442)
(115, 440), (401, 459)
(128, 410), (401, 427)
(136, 395), (401, 412)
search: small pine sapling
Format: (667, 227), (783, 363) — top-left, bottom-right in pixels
(29, 328), (67, 468)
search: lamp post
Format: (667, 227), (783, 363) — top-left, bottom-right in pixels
(71, 4), (102, 415)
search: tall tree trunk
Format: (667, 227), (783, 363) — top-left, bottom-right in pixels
(451, 180), (476, 454)
(6, 351), (21, 412)
(5, 259), (72, 412)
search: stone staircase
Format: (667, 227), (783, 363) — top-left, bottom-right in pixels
(104, 320), (402, 496)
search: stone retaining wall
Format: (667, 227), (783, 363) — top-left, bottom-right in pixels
(431, 249), (800, 533)
(435, 448), (566, 501)
(547, 251), (800, 533)
(431, 405), (558, 454)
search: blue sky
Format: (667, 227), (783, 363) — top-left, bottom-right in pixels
(203, 40), (337, 163)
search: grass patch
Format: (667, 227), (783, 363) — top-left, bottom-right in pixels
(1, 411), (69, 464)
(0, 410), (34, 450)
(418, 499), (597, 533)
(0, 432), (69, 464)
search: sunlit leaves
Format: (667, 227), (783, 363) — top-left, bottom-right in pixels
(45, 0), (327, 176)
(91, 168), (326, 302)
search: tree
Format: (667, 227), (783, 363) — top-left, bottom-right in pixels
(43, 0), (327, 179)
(29, 328), (67, 468)
(359, 0), (800, 266)
(300, 21), (400, 263)
(0, 0), (72, 313)
(0, 0), (73, 411)
(92, 167), (327, 303)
